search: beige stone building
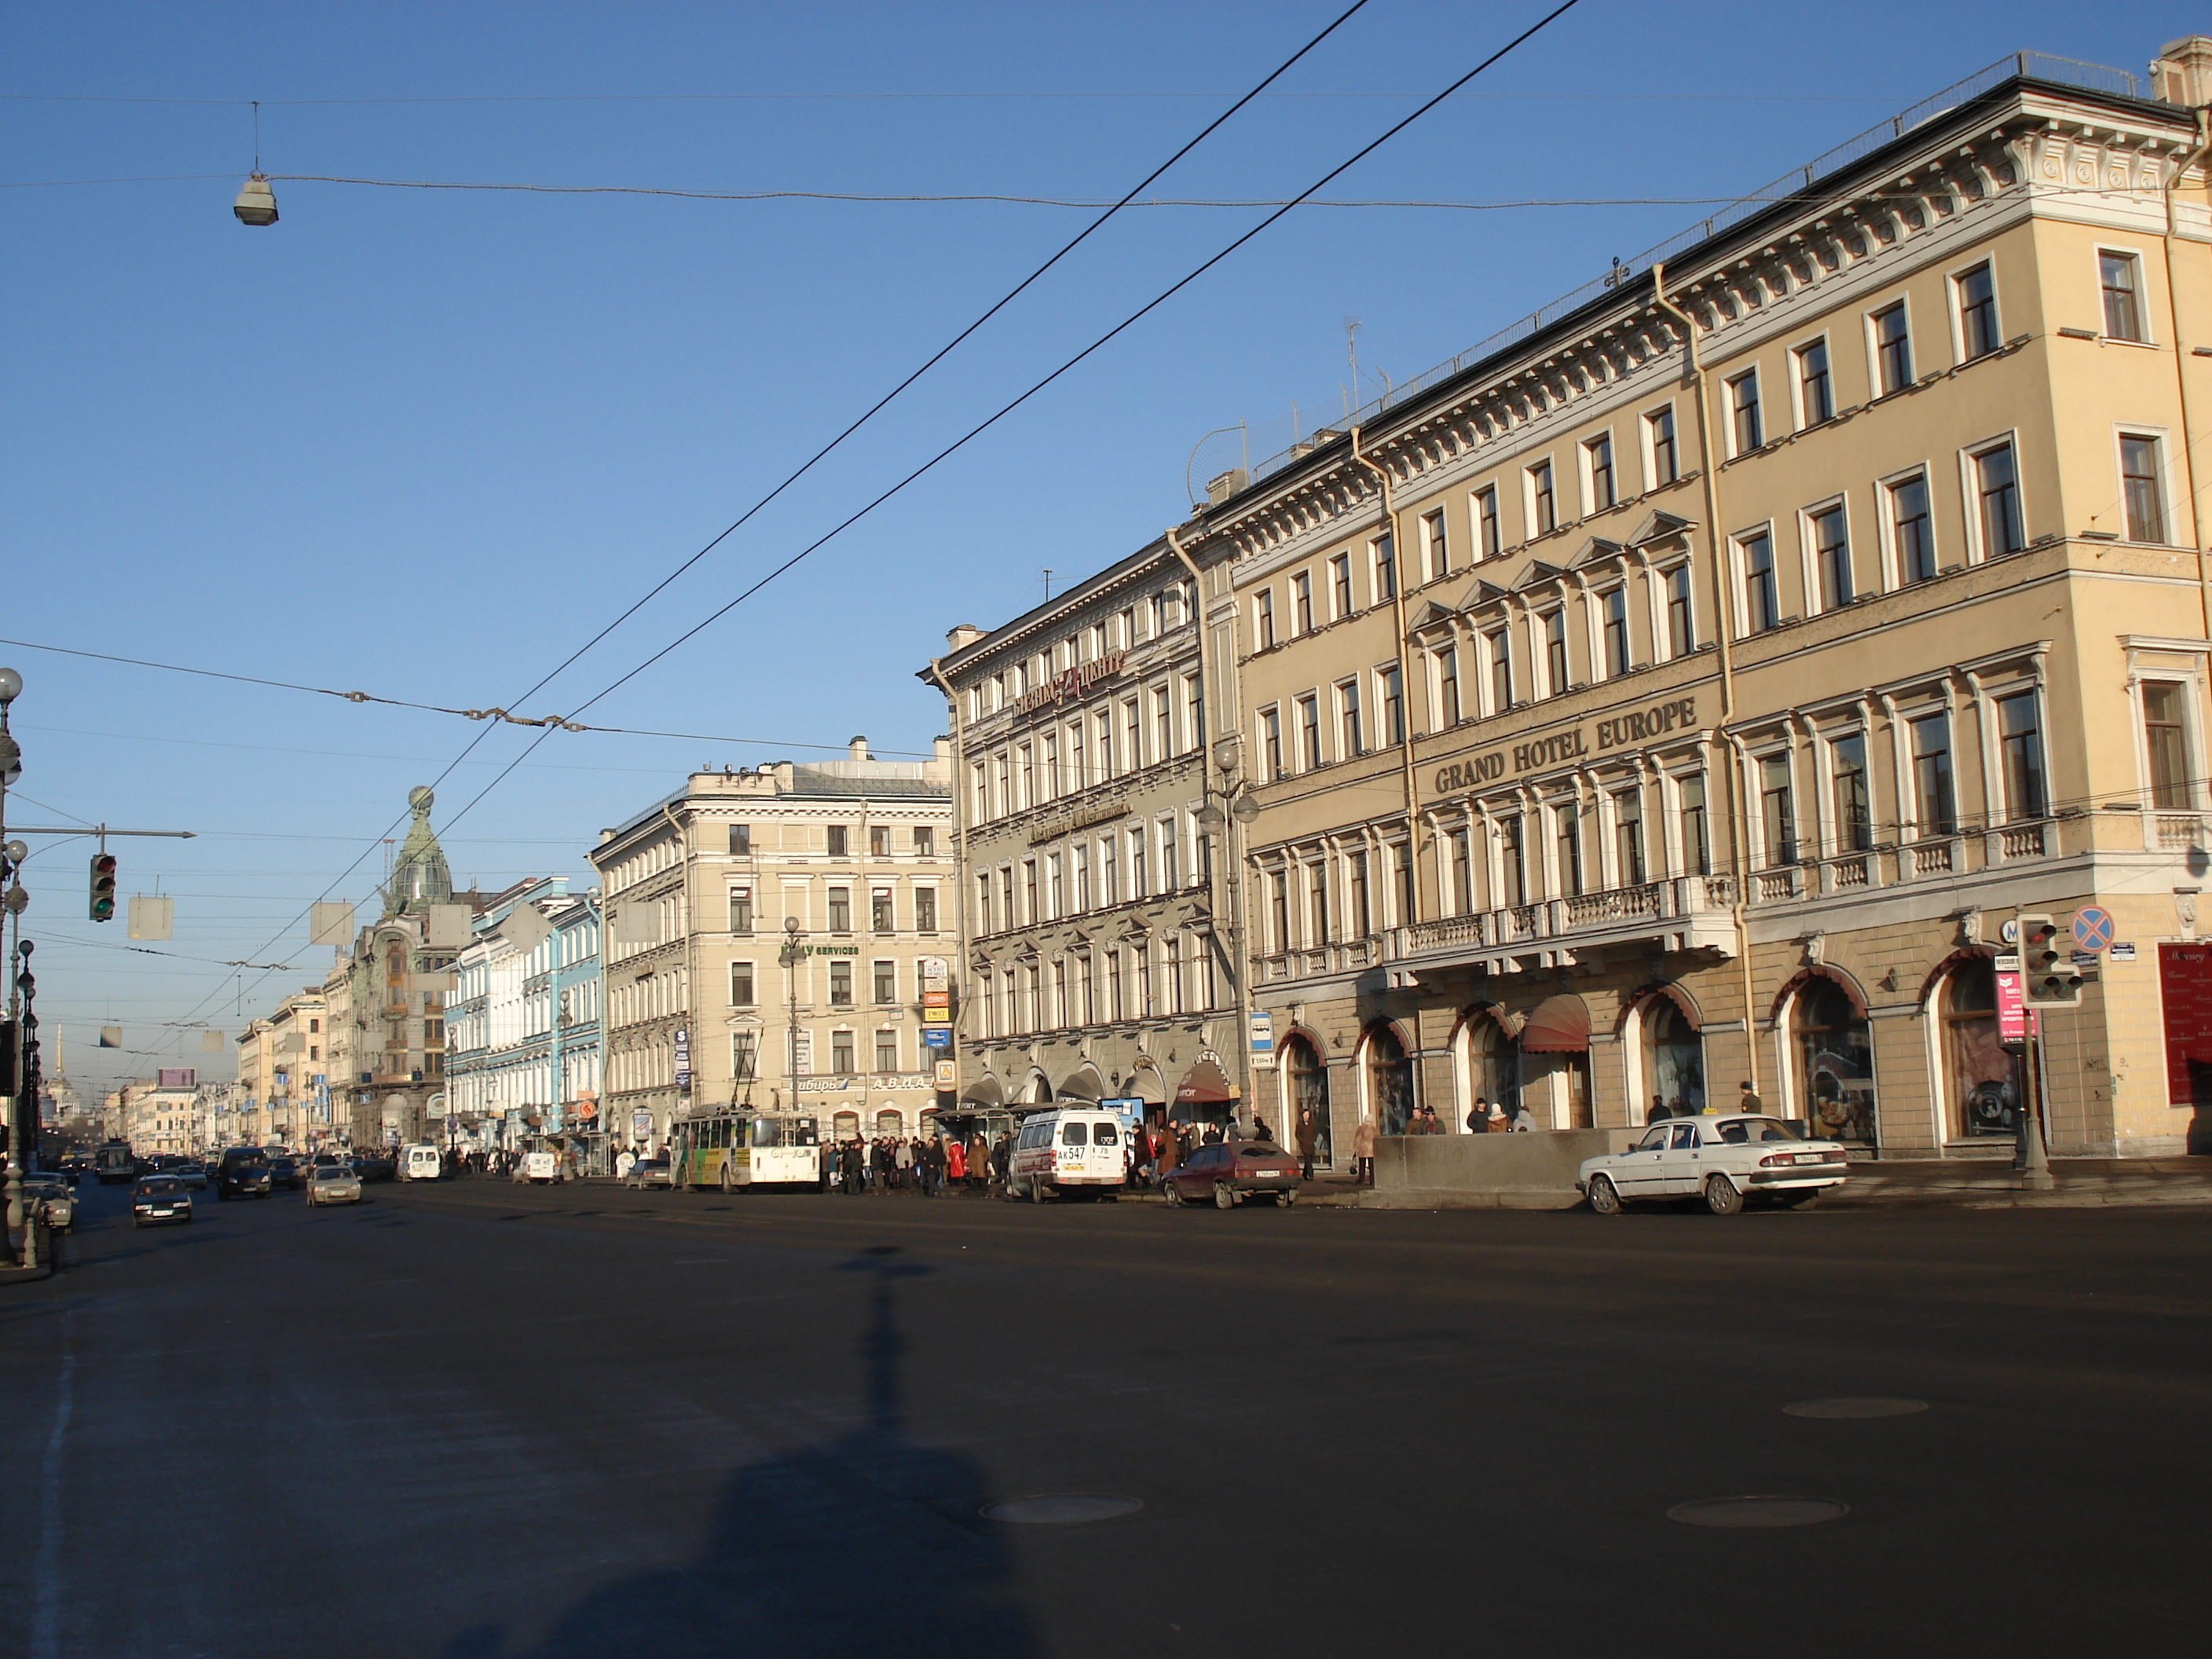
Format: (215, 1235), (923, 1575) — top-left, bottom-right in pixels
(938, 42), (2212, 1163)
(591, 742), (954, 1151)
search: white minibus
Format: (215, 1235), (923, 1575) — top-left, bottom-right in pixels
(1005, 1107), (1128, 1202)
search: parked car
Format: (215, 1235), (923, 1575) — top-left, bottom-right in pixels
(621, 1157), (672, 1190)
(24, 1178), (75, 1232)
(350, 1155), (396, 1183)
(1578, 1114), (1850, 1216)
(266, 1157), (304, 1191)
(513, 1149), (564, 1185)
(1005, 1107), (1130, 1201)
(131, 1175), (194, 1228)
(167, 1162), (210, 1191)
(306, 1164), (364, 1207)
(215, 1148), (274, 1200)
(1160, 1141), (1302, 1209)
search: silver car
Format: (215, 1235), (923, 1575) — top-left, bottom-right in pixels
(24, 1178), (75, 1232)
(306, 1164), (364, 1207)
(1579, 1114), (1848, 1215)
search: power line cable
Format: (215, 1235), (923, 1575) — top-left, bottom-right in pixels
(434, 0), (1591, 843)
(137, 0), (1382, 1027)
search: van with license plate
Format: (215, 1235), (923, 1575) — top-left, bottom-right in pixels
(1005, 1108), (1127, 1203)
(399, 1144), (444, 1182)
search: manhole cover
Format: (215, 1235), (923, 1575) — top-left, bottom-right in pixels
(981, 1493), (1144, 1525)
(1783, 1397), (1928, 1419)
(1668, 1497), (1848, 1529)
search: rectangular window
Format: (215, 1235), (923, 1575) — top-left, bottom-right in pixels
(1501, 815), (1527, 906)
(2122, 434), (2168, 544)
(829, 961), (854, 1006)
(1423, 509), (1448, 580)
(875, 1030), (899, 1074)
(1373, 533), (1397, 601)
(1393, 840), (1415, 921)
(1101, 837), (1119, 905)
(727, 823), (752, 856)
(731, 1031), (758, 1082)
(1307, 864), (1329, 943)
(1338, 679), (1364, 757)
(1602, 588), (1630, 677)
(2143, 680), (2192, 808)
(1955, 262), (1999, 360)
(1096, 711), (1114, 778)
(1072, 845), (1090, 912)
(1910, 714), (1956, 836)
(1024, 859), (1039, 921)
(911, 826), (933, 855)
(1680, 775), (1711, 875)
(1068, 717), (1086, 789)
(1298, 694), (1322, 770)
(1741, 529), (1779, 632)
(727, 887), (753, 934)
(869, 824), (890, 858)
(1584, 432), (1616, 512)
(1831, 733), (1870, 852)
(729, 961), (755, 1005)
(2100, 250), (2144, 342)
(1474, 485), (1502, 559)
(872, 960), (896, 1003)
(1294, 572), (1314, 634)
(1129, 826), (1148, 897)
(1975, 442), (2025, 555)
(1728, 371), (1763, 454)
(1487, 631), (1512, 712)
(1435, 644), (1462, 727)
(1889, 473), (1936, 582)
(1794, 337), (1833, 426)
(1331, 553), (1354, 618)
(1810, 503), (1852, 610)
(1255, 588), (1276, 650)
(1450, 827), (1474, 914)
(1019, 745), (1035, 807)
(1379, 664), (1404, 746)
(1269, 871), (1290, 950)
(1046, 855), (1064, 919)
(1613, 788), (1646, 885)
(976, 873), (993, 936)
(1555, 804), (1583, 896)
(1760, 754), (1796, 866)
(1348, 851), (1371, 937)
(1872, 301), (1912, 394)
(1262, 706), (1284, 780)
(1543, 610), (1569, 694)
(1646, 405), (1679, 486)
(1184, 673), (1203, 755)
(1665, 565), (1695, 657)
(1997, 693), (2047, 820)
(1529, 460), (1558, 535)
(870, 886), (894, 932)
(1124, 699), (1141, 773)
(831, 1030), (855, 1073)
(827, 887), (851, 932)
(826, 824), (850, 858)
(1154, 684), (1174, 758)
(914, 888), (937, 932)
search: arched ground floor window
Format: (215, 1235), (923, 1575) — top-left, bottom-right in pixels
(1282, 1035), (1331, 1162)
(1791, 979), (1877, 1143)
(1639, 995), (1705, 1122)
(1940, 955), (2018, 1138)
(832, 1109), (861, 1138)
(1364, 1024), (1415, 1136)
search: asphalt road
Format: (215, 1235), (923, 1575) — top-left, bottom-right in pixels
(2, 1174), (2207, 1658)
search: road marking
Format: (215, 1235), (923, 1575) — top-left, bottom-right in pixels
(32, 1325), (75, 1659)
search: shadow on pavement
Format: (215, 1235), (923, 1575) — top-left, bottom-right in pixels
(442, 1246), (1039, 1659)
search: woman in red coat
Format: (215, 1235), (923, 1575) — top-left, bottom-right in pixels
(946, 1137), (968, 1185)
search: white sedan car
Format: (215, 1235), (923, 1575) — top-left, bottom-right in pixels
(1578, 1114), (1848, 1215)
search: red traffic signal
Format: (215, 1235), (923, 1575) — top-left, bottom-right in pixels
(89, 852), (117, 922)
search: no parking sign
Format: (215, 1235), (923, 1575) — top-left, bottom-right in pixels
(2071, 906), (2115, 954)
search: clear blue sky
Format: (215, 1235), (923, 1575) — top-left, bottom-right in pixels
(1, 1), (2191, 1097)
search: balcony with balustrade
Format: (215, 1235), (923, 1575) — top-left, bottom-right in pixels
(1378, 873), (1740, 983)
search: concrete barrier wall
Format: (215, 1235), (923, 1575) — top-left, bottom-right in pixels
(1372, 1130), (1625, 1207)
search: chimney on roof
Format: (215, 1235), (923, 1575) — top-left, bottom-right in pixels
(946, 624), (984, 650)
(849, 735), (869, 762)
(2152, 35), (2212, 104)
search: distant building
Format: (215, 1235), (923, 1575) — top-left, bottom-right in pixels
(590, 739), (954, 1152)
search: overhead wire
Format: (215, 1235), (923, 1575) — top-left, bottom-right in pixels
(130, 0), (1387, 1027)
(431, 0), (1592, 844)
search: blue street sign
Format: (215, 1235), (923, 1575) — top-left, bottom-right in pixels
(921, 1026), (952, 1049)
(2071, 906), (2115, 953)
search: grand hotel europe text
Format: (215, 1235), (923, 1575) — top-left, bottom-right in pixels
(924, 42), (2212, 1162)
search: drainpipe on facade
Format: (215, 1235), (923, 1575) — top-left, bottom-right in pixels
(1650, 262), (1760, 1093)
(2161, 106), (2212, 628)
(927, 658), (970, 1121)
(1165, 524), (1256, 1121)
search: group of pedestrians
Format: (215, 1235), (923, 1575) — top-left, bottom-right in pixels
(824, 1132), (1009, 1196)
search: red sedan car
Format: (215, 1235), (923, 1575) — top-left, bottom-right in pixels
(1161, 1141), (1302, 1209)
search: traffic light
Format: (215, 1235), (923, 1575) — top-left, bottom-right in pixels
(2020, 912), (2083, 1005)
(89, 852), (117, 921)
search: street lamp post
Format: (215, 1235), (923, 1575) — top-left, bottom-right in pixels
(778, 917), (807, 1135)
(1196, 749), (1263, 1137)
(0, 665), (28, 1266)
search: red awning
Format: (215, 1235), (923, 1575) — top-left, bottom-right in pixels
(1174, 1057), (1236, 1104)
(1520, 994), (1591, 1053)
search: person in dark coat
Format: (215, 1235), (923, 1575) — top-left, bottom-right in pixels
(1295, 1108), (1319, 1181)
